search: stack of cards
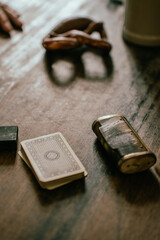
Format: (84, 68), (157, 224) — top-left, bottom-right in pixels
(18, 132), (87, 190)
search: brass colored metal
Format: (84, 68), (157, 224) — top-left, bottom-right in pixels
(92, 114), (156, 174)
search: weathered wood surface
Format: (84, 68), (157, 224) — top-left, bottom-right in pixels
(0, 0), (160, 240)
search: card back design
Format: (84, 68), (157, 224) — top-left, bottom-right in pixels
(22, 133), (82, 179)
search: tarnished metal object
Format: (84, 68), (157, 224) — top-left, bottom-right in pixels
(92, 114), (156, 174)
(42, 17), (112, 51)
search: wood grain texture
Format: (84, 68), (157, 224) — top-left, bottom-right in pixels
(0, 0), (160, 240)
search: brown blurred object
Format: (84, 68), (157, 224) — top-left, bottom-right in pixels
(42, 17), (112, 51)
(0, 3), (22, 33)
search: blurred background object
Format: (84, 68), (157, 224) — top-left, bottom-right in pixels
(123, 0), (160, 46)
(0, 2), (22, 33)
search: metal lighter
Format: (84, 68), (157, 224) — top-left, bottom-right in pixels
(92, 114), (156, 174)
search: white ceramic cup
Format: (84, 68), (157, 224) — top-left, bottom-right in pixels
(123, 0), (160, 46)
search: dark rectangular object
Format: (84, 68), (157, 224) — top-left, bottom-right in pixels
(0, 126), (18, 151)
(92, 114), (156, 174)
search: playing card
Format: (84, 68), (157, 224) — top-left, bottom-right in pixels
(18, 149), (77, 189)
(19, 132), (87, 189)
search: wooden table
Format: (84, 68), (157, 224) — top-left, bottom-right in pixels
(0, 0), (160, 239)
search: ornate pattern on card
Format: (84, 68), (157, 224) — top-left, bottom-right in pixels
(24, 133), (81, 178)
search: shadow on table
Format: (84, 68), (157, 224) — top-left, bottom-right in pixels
(107, 0), (124, 10)
(44, 47), (113, 87)
(0, 150), (17, 165)
(124, 41), (160, 81)
(0, 26), (23, 38)
(0, 27), (12, 38)
(0, 32), (10, 39)
(94, 139), (160, 205)
(22, 160), (86, 206)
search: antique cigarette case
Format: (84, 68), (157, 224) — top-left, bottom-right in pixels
(92, 114), (156, 174)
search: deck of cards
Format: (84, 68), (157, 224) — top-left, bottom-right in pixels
(18, 132), (87, 190)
